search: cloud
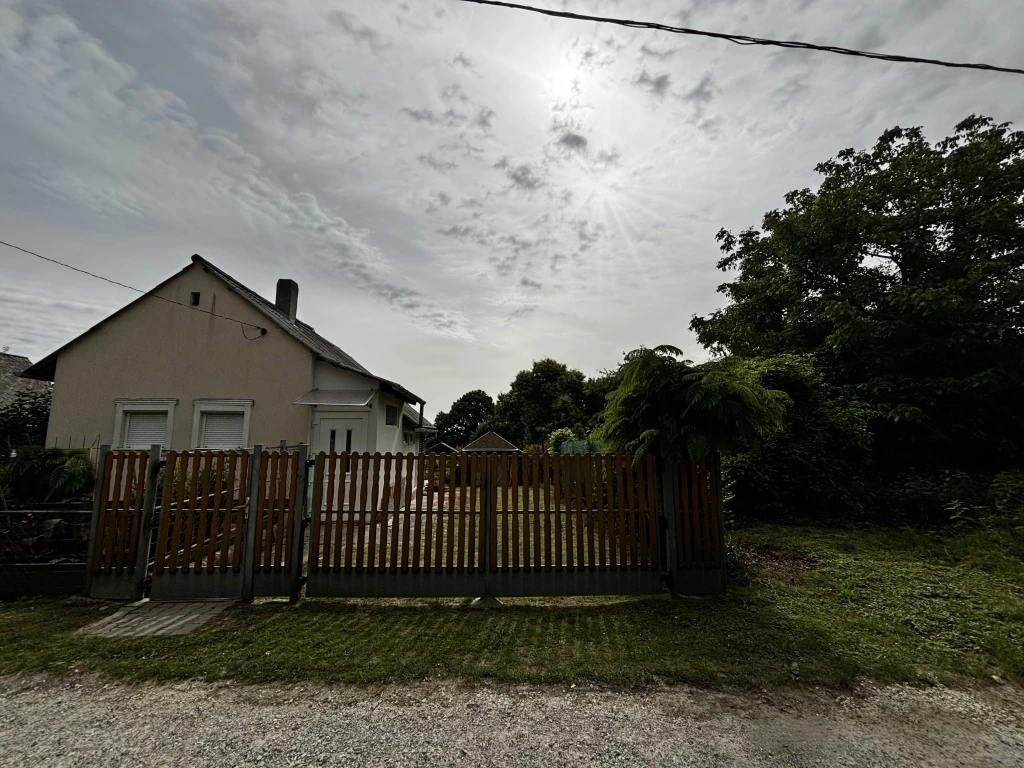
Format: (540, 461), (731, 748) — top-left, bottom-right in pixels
(519, 276), (543, 289)
(418, 153), (458, 172)
(326, 10), (386, 52)
(633, 69), (671, 97)
(506, 163), (545, 190)
(682, 73), (716, 106)
(639, 43), (679, 60)
(557, 132), (588, 151)
(450, 52), (474, 69)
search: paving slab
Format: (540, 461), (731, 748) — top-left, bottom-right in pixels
(77, 600), (235, 638)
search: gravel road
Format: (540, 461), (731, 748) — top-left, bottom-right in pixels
(2, 675), (1022, 767)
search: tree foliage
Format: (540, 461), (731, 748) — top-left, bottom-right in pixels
(432, 389), (494, 448)
(596, 346), (788, 463)
(483, 359), (589, 447)
(724, 355), (874, 523)
(0, 388), (51, 455)
(691, 116), (1024, 477)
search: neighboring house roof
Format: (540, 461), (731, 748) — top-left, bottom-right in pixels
(462, 431), (519, 451)
(20, 254), (424, 405)
(0, 353), (49, 404)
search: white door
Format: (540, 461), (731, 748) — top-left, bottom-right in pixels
(314, 415), (367, 513)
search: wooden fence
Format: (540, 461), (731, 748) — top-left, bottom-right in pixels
(86, 445), (724, 602)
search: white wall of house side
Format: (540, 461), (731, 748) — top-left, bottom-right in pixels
(312, 361), (379, 392)
(45, 262), (314, 450)
(310, 361), (379, 452)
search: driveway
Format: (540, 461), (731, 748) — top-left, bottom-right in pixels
(1, 675), (1021, 767)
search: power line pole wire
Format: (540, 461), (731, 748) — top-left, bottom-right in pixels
(455, 0), (1024, 75)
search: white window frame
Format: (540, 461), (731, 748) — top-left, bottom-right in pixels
(113, 398), (177, 449)
(191, 399), (253, 449)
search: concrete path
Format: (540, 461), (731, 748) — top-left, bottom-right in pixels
(1, 675), (1022, 767)
(76, 600), (235, 638)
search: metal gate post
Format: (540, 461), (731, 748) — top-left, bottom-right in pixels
(288, 444), (310, 603)
(657, 459), (680, 597)
(83, 444), (111, 596)
(241, 444), (263, 603)
(130, 445), (163, 601)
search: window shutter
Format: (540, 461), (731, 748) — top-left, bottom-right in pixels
(125, 412), (169, 449)
(201, 412), (245, 449)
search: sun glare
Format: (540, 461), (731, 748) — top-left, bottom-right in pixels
(548, 64), (579, 105)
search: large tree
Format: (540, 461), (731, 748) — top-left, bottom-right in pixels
(432, 390), (494, 448)
(690, 116), (1024, 475)
(485, 359), (589, 447)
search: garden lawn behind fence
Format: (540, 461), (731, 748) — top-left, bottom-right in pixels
(1, 524), (1021, 689)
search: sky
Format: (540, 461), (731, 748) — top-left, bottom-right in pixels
(1, 0), (1022, 417)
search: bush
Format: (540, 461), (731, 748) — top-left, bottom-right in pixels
(725, 355), (875, 524)
(546, 428), (577, 454)
(0, 447), (94, 508)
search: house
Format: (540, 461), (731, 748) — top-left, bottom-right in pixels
(19, 255), (433, 456)
(462, 431), (519, 452)
(0, 352), (49, 406)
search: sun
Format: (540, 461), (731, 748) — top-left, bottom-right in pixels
(548, 64), (580, 106)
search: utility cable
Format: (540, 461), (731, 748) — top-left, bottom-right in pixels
(1, 239), (268, 338)
(455, 0), (1024, 75)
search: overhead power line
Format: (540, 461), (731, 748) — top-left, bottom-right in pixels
(1, 239), (267, 339)
(455, 0), (1024, 76)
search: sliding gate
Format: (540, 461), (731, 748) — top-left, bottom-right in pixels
(305, 451), (719, 598)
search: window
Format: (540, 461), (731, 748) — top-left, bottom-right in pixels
(113, 399), (176, 449)
(190, 292), (201, 306)
(191, 399), (253, 449)
(385, 404), (399, 426)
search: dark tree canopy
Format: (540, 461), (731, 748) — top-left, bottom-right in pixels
(484, 359), (589, 447)
(0, 388), (51, 454)
(432, 389), (494, 449)
(690, 116), (1024, 474)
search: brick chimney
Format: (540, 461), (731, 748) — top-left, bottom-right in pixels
(275, 279), (298, 323)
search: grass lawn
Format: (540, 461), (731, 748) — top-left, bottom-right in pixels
(1, 524), (1022, 689)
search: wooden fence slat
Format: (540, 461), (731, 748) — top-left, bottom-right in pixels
(205, 451), (224, 572)
(401, 453), (415, 571)
(219, 452), (236, 571)
(93, 451), (115, 574)
(521, 454), (531, 571)
(363, 453), (379, 570)
(261, 451), (278, 571)
(445, 453), (457, 571)
(685, 460), (698, 567)
(387, 454), (401, 572)
(433, 453), (447, 573)
(624, 456), (638, 569)
(584, 455), (597, 570)
(501, 455), (510, 569)
(180, 453), (201, 573)
(124, 451), (148, 575)
(614, 456), (630, 573)
(701, 459), (713, 565)
(232, 451), (249, 571)
(101, 451), (127, 574)
(598, 454), (610, 569)
(424, 453), (435, 571)
(456, 454), (467, 571)
(467, 453), (478, 571)
(320, 452), (334, 570)
(552, 454), (563, 570)
(645, 454), (659, 569)
(671, 461), (683, 566)
(355, 453), (371, 570)
(341, 453), (356, 570)
(542, 453), (552, 570)
(154, 451), (176, 574)
(285, 452), (300, 569)
(412, 453), (425, 572)
(532, 456), (540, 573)
(375, 453), (391, 572)
(112, 452), (137, 574)
(191, 451), (210, 571)
(571, 454), (582, 569)
(167, 452), (188, 574)
(634, 456), (647, 570)
(510, 454), (520, 570)
(488, 454), (498, 573)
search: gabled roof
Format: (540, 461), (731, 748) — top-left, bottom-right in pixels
(20, 254), (424, 405)
(462, 431), (519, 451)
(0, 353), (49, 403)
